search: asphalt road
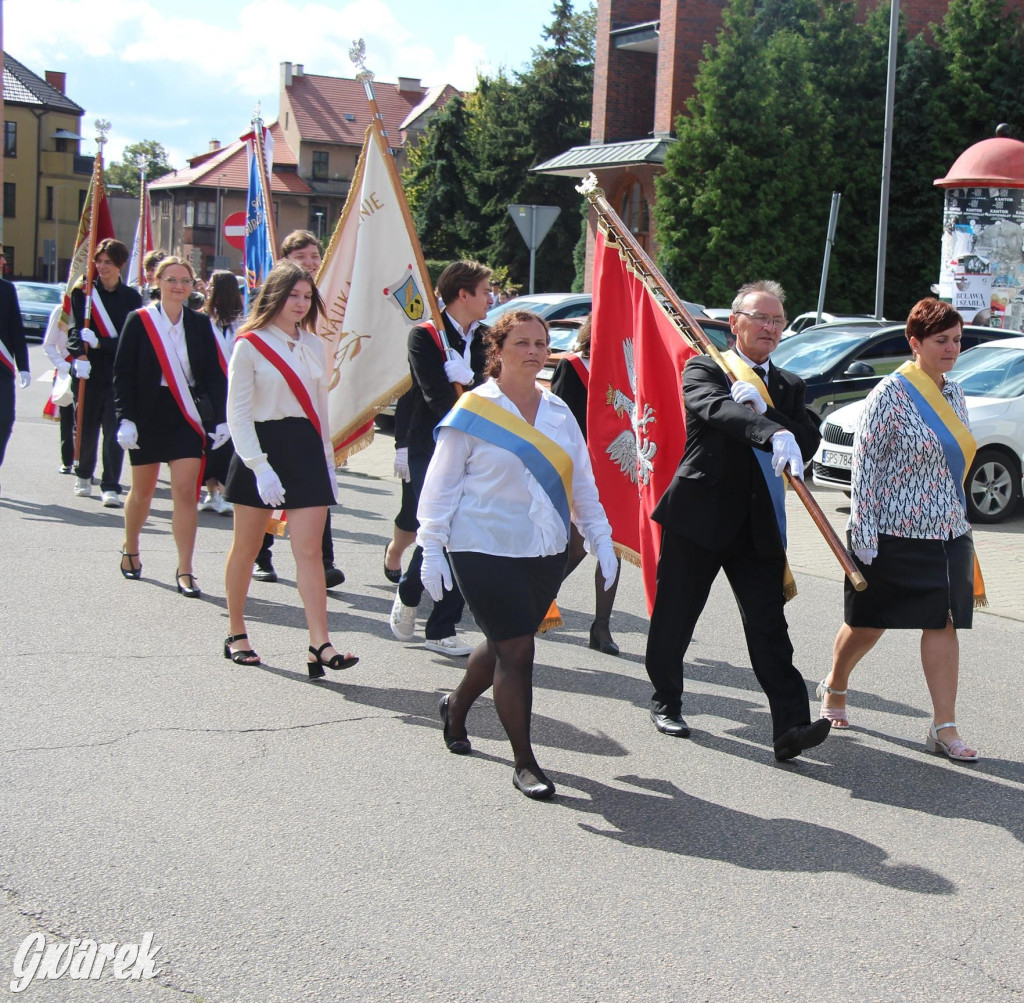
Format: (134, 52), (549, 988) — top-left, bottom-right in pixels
(2, 354), (1023, 1002)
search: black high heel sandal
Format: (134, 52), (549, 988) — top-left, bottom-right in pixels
(223, 633), (261, 665)
(119, 548), (142, 580)
(176, 570), (201, 599)
(588, 617), (619, 656)
(307, 642), (359, 678)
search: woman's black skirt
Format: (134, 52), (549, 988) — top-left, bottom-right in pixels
(132, 387), (205, 466)
(449, 549), (568, 642)
(224, 417), (334, 510)
(844, 532), (974, 630)
(204, 435), (234, 485)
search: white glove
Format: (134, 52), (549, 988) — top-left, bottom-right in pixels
(17, 371), (31, 389)
(771, 430), (804, 479)
(256, 468), (286, 508)
(596, 541), (619, 592)
(421, 547), (452, 603)
(56, 360), (72, 376)
(80, 328), (99, 349)
(72, 358), (92, 379)
(731, 380), (767, 414)
(116, 420), (139, 450)
(393, 446), (410, 482)
(854, 548), (877, 566)
(208, 423), (231, 450)
(444, 358), (474, 385)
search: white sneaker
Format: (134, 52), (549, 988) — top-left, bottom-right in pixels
(212, 493), (233, 516)
(101, 490), (121, 508)
(389, 591), (418, 641)
(197, 490), (216, 512)
(424, 635), (473, 657)
(74, 477), (92, 497)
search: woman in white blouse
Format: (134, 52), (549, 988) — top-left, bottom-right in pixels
(222, 260), (357, 675)
(819, 298), (979, 761)
(113, 257), (228, 596)
(418, 311), (617, 800)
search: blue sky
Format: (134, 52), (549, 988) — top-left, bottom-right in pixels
(5, 0), (563, 169)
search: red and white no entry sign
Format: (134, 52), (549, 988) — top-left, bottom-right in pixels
(224, 211), (247, 250)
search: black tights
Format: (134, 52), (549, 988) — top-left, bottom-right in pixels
(446, 634), (539, 772)
(564, 524), (620, 638)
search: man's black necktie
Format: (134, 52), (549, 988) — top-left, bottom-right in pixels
(752, 365), (767, 385)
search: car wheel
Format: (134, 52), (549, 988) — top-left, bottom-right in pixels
(966, 448), (1021, 523)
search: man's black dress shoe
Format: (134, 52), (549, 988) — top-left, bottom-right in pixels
(650, 709), (691, 738)
(773, 718), (831, 761)
(512, 765), (555, 800)
(438, 694), (471, 755)
(324, 565), (346, 589)
(252, 561), (277, 584)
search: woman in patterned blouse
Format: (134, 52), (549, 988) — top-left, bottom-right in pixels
(817, 298), (979, 762)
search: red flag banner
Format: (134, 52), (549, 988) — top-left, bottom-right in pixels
(58, 173), (115, 332)
(587, 227), (696, 612)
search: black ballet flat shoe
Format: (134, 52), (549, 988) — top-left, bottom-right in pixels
(773, 718), (832, 762)
(176, 571), (201, 598)
(383, 543), (402, 584)
(588, 618), (620, 656)
(307, 642), (358, 678)
(324, 565), (346, 589)
(512, 765), (555, 800)
(119, 548), (142, 580)
(650, 709), (691, 738)
(223, 633), (261, 666)
(438, 694), (472, 755)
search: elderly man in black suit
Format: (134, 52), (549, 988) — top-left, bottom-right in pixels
(644, 279), (830, 762)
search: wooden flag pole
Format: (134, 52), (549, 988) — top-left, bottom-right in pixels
(73, 120), (110, 465)
(576, 174), (867, 592)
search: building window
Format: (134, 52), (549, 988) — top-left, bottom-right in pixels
(55, 137), (69, 153)
(196, 201), (215, 226)
(185, 201), (195, 227)
(45, 186), (54, 221)
(3, 183), (15, 218)
(160, 198), (170, 217)
(618, 179), (649, 247)
(312, 150), (329, 180)
(4, 122), (16, 158)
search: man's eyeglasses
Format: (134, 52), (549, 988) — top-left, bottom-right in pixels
(734, 310), (786, 329)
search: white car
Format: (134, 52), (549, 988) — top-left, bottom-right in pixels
(812, 337), (1024, 523)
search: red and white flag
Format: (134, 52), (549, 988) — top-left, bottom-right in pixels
(587, 228), (696, 612)
(58, 173), (115, 332)
(127, 185), (153, 289)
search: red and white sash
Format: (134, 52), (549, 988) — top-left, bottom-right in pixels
(236, 331), (322, 436)
(209, 318), (231, 377)
(137, 306), (206, 441)
(0, 338), (15, 376)
(89, 287), (117, 339)
(564, 351), (590, 388)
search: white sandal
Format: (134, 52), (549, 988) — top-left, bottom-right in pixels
(925, 722), (979, 762)
(816, 679), (850, 728)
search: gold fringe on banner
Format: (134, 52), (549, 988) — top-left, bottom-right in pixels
(536, 600), (563, 634)
(265, 511), (288, 538)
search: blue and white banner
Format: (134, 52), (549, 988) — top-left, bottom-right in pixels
(243, 126), (274, 306)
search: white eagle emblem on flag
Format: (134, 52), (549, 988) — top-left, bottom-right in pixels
(604, 338), (657, 486)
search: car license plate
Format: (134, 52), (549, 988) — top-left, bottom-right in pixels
(822, 449), (852, 469)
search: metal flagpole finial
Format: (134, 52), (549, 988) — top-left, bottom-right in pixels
(576, 173), (603, 199)
(349, 38), (374, 83)
(94, 119), (111, 150)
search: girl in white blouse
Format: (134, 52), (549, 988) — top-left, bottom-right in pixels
(418, 311), (617, 800)
(222, 260), (358, 675)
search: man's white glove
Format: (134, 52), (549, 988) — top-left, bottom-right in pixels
(853, 548), (877, 566)
(771, 430), (804, 479)
(444, 358), (474, 386)
(80, 328), (99, 349)
(596, 541), (619, 592)
(208, 423), (231, 450)
(421, 547), (452, 603)
(393, 446), (410, 482)
(72, 358), (91, 379)
(116, 420), (139, 450)
(17, 371), (31, 389)
(256, 468), (286, 508)
(56, 360), (72, 377)
(731, 380), (767, 414)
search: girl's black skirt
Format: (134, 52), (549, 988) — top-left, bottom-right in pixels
(132, 387), (205, 466)
(449, 549), (568, 642)
(844, 531), (974, 630)
(224, 417), (334, 510)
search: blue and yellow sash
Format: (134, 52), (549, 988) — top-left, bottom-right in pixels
(894, 361), (986, 605)
(436, 392), (574, 535)
(723, 351), (797, 601)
